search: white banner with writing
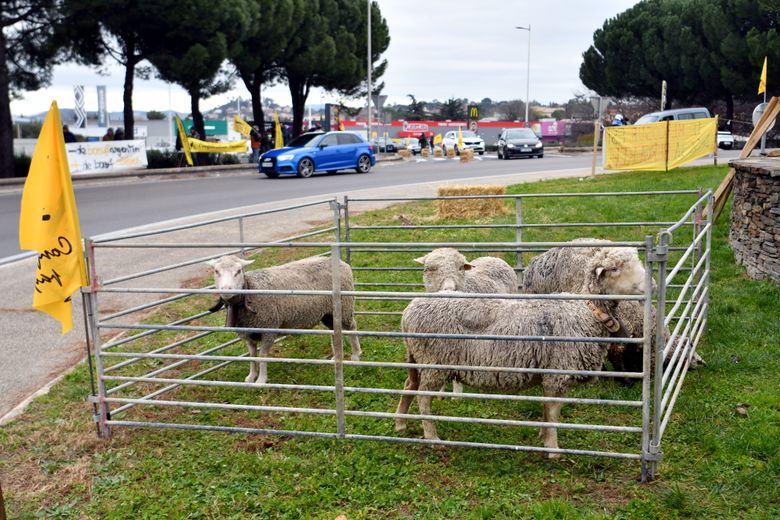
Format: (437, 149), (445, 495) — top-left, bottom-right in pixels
(66, 139), (148, 175)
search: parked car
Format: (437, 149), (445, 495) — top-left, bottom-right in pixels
(399, 137), (422, 155)
(372, 137), (397, 153)
(496, 128), (544, 159)
(717, 130), (735, 150)
(258, 131), (376, 178)
(634, 107), (712, 125)
(441, 130), (485, 155)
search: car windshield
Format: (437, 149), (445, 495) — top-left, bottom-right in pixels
(506, 129), (538, 139)
(461, 131), (478, 138)
(287, 132), (322, 147)
(635, 114), (660, 124)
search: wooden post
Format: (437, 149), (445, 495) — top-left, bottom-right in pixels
(591, 120), (599, 177)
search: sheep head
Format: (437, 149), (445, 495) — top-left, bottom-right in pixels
(415, 248), (473, 292)
(584, 248), (646, 295)
(206, 255), (254, 301)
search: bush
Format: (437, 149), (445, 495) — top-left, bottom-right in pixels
(219, 153), (240, 165)
(146, 149), (179, 169)
(14, 154), (31, 177)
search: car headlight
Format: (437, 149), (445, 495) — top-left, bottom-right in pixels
(507, 143), (515, 149)
(534, 142), (543, 148)
(277, 154), (295, 161)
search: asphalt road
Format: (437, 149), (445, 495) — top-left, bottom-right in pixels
(1, 151), (609, 261)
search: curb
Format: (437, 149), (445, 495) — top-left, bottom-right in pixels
(0, 154), (404, 187)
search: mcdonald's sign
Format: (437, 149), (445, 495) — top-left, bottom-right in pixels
(468, 105), (479, 120)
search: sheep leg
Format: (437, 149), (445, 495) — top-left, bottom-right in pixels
(541, 385), (563, 459)
(345, 317), (362, 361)
(256, 334), (274, 385)
(418, 374), (445, 441)
(244, 338), (259, 383)
(394, 367), (419, 432)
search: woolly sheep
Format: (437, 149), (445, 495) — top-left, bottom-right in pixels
(416, 248), (518, 393)
(521, 239), (705, 377)
(395, 247), (646, 456)
(206, 255), (361, 384)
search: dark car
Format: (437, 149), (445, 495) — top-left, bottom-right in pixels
(497, 128), (544, 159)
(372, 137), (397, 153)
(258, 131), (376, 178)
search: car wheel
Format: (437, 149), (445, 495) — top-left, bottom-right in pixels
(296, 158), (314, 178)
(356, 154), (372, 173)
(454, 146), (460, 156)
(478, 151), (484, 156)
(537, 154), (544, 159)
(497, 149), (502, 159)
(264, 171), (279, 178)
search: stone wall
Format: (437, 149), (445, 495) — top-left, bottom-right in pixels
(729, 158), (780, 283)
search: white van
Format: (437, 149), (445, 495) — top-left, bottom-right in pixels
(635, 107), (711, 125)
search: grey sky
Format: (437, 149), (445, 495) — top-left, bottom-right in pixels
(10, 0), (638, 116)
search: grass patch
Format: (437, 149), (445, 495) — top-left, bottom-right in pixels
(1, 166), (779, 518)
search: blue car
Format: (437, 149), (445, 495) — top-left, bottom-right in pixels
(258, 131), (376, 178)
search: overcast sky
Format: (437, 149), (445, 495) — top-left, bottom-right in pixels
(10, 0), (638, 117)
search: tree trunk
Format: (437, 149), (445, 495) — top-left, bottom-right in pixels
(122, 52), (138, 141)
(0, 29), (15, 178)
(250, 76), (264, 131)
(190, 91), (204, 139)
(288, 75), (309, 137)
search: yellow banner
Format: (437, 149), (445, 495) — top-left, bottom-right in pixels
(175, 115), (193, 166)
(233, 115), (252, 138)
(187, 138), (248, 153)
(457, 126), (463, 149)
(604, 118), (716, 171)
(433, 134), (442, 145)
(274, 111), (283, 149)
(19, 101), (88, 335)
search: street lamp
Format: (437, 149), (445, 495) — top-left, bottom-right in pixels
(515, 25), (531, 124)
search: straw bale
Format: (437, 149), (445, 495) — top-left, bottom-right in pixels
(459, 148), (474, 163)
(399, 149), (412, 159)
(421, 147), (430, 158)
(434, 148), (444, 158)
(436, 184), (507, 220)
(446, 147), (456, 158)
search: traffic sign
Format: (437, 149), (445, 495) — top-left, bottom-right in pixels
(752, 102), (776, 131)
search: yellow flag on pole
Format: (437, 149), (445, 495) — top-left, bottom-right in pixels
(274, 111), (284, 149)
(457, 126), (464, 150)
(758, 56), (767, 95)
(232, 114), (253, 138)
(175, 115), (194, 166)
(433, 134), (442, 145)
(19, 101), (88, 335)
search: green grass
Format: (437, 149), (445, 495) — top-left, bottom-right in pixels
(1, 166), (779, 519)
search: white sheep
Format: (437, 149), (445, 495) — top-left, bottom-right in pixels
(395, 247), (646, 456)
(206, 255), (361, 384)
(521, 238), (706, 376)
(415, 248), (518, 393)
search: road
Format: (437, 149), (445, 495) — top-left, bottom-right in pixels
(1, 151), (618, 261)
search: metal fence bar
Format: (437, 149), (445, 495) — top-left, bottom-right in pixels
(664, 284), (709, 361)
(100, 309), (216, 351)
(85, 239), (112, 439)
(100, 357), (644, 379)
(104, 330), (214, 373)
(649, 231), (670, 480)
(640, 235), (655, 482)
(92, 240), (646, 250)
(101, 290), (207, 322)
(98, 323), (648, 345)
(92, 199), (337, 243)
(665, 191), (711, 234)
(350, 221), (681, 230)
(661, 298), (707, 398)
(102, 398), (642, 433)
(331, 244), (346, 437)
(665, 224), (710, 285)
(664, 256), (708, 328)
(346, 190), (701, 202)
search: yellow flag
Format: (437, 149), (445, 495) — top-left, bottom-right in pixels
(274, 111), (283, 149)
(174, 115), (194, 166)
(433, 134), (442, 145)
(758, 56), (767, 95)
(457, 126), (464, 150)
(19, 101), (88, 335)
(339, 121), (345, 131)
(233, 114), (252, 138)
(188, 138), (248, 153)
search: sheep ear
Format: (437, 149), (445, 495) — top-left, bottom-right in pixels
(595, 266), (605, 278)
(413, 255), (428, 265)
(463, 263), (473, 271)
(239, 258), (254, 267)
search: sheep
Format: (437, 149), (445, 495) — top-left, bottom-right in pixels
(206, 255), (361, 384)
(415, 248), (518, 393)
(521, 239), (705, 378)
(415, 248), (518, 294)
(395, 247), (646, 456)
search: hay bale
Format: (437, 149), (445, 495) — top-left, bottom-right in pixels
(421, 147), (430, 158)
(459, 148), (474, 163)
(445, 147), (456, 158)
(399, 149), (412, 159)
(437, 184), (507, 220)
(434, 147), (443, 158)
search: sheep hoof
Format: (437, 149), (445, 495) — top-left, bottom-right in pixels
(245, 374), (257, 383)
(546, 451), (562, 460)
(394, 421), (407, 432)
(351, 352), (362, 361)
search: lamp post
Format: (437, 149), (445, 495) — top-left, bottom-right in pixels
(367, 0), (372, 142)
(515, 25), (531, 124)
